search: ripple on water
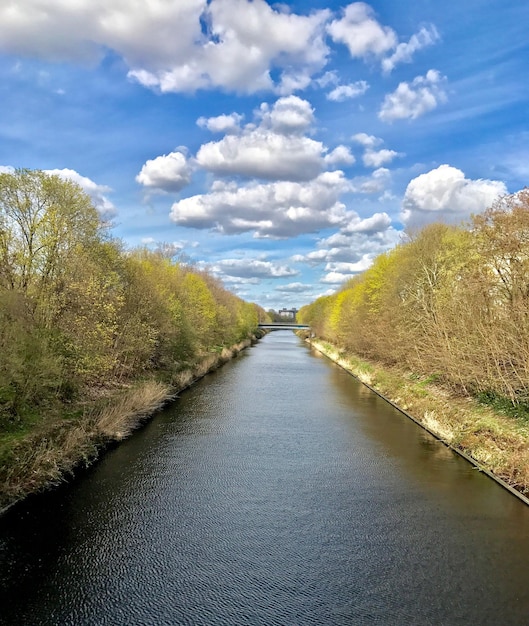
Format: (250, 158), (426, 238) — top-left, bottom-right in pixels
(2, 333), (529, 625)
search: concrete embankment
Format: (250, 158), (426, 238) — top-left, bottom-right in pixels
(309, 338), (529, 505)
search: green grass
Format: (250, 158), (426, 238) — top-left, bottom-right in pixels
(476, 391), (529, 424)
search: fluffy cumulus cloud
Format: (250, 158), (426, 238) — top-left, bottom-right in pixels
(400, 164), (508, 227)
(197, 113), (243, 134)
(136, 151), (192, 192)
(327, 5), (439, 73)
(350, 133), (402, 168)
(140, 95), (359, 226)
(327, 3), (397, 58)
(379, 69), (447, 122)
(259, 96), (315, 134)
(363, 148), (401, 168)
(196, 96), (325, 181)
(170, 171), (352, 238)
(196, 131), (324, 181)
(342, 212), (392, 234)
(324, 145), (355, 166)
(45, 168), (117, 219)
(219, 275), (261, 286)
(0, 0), (206, 67)
(351, 133), (382, 148)
(0, 0), (330, 95)
(126, 0), (331, 95)
(0, 0), (332, 95)
(0, 1), (441, 96)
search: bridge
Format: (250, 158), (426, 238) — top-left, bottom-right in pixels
(258, 323), (310, 331)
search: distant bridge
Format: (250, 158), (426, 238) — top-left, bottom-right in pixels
(258, 323), (310, 331)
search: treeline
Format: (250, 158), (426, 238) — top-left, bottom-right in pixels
(299, 190), (529, 406)
(0, 169), (265, 431)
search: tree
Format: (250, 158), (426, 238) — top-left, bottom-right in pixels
(0, 170), (105, 415)
(0, 169), (101, 301)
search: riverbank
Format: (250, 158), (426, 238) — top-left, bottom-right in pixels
(309, 338), (529, 500)
(0, 336), (260, 513)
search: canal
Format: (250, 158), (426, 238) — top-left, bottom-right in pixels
(1, 332), (529, 625)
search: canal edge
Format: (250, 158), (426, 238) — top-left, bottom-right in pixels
(309, 340), (529, 508)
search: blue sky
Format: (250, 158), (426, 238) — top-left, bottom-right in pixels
(1, 0), (528, 311)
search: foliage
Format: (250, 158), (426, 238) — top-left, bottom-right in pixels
(300, 189), (529, 411)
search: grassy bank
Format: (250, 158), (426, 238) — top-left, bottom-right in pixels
(310, 339), (529, 499)
(0, 337), (257, 512)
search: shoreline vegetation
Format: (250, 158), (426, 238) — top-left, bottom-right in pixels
(4, 169), (529, 511)
(304, 336), (529, 502)
(298, 192), (529, 502)
(0, 169), (270, 513)
(0, 335), (263, 514)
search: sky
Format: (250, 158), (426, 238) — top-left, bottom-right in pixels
(1, 0), (528, 311)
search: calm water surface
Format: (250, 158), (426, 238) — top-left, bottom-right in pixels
(1, 332), (529, 625)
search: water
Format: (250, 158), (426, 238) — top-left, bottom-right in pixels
(1, 332), (529, 625)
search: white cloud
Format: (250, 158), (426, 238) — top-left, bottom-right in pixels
(325, 256), (374, 274)
(0, 0), (330, 95)
(136, 151), (192, 192)
(293, 212), (399, 274)
(130, 0), (331, 94)
(316, 70), (339, 88)
(259, 95), (315, 135)
(324, 145), (355, 166)
(320, 253), (377, 285)
(363, 148), (401, 168)
(291, 249), (329, 265)
(197, 113), (243, 134)
(351, 133), (382, 148)
(276, 70), (314, 96)
(0, 1), (206, 67)
(0, 0), (442, 104)
(327, 80), (369, 102)
(327, 3), (397, 58)
(169, 171), (352, 238)
(350, 167), (392, 194)
(351, 133), (401, 168)
(401, 164), (508, 227)
(379, 69), (447, 122)
(45, 168), (117, 219)
(196, 96), (324, 181)
(343, 212), (392, 233)
(196, 131), (324, 181)
(382, 25), (439, 74)
(319, 272), (346, 284)
(213, 258), (298, 279)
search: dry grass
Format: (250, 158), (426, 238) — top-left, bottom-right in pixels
(91, 380), (172, 440)
(0, 379), (173, 510)
(311, 339), (529, 497)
